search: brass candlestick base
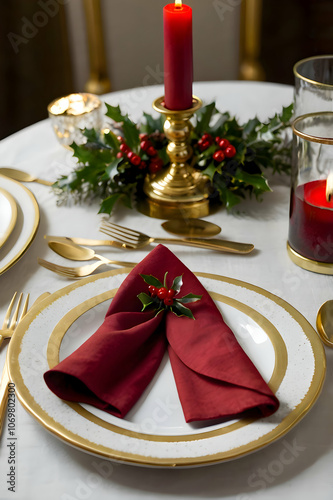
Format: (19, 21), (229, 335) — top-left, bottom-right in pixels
(138, 96), (211, 219)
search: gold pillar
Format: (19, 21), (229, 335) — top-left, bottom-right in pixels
(239, 0), (265, 81)
(83, 0), (111, 94)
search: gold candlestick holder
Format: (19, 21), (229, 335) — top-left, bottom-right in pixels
(137, 96), (211, 219)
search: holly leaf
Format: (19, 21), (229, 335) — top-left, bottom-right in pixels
(176, 293), (202, 304)
(140, 274), (163, 288)
(234, 170), (271, 192)
(201, 161), (217, 181)
(103, 130), (121, 150)
(105, 103), (125, 123)
(143, 112), (164, 134)
(170, 275), (183, 294)
(195, 102), (216, 135)
(170, 301), (195, 319)
(98, 193), (124, 214)
(137, 292), (155, 311)
(122, 118), (140, 152)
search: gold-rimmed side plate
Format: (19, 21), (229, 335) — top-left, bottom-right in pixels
(0, 174), (39, 274)
(8, 270), (326, 467)
(0, 187), (17, 248)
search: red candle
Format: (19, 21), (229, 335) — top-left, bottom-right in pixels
(288, 179), (333, 262)
(164, 1), (193, 110)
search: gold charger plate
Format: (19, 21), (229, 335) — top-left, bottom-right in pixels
(0, 174), (39, 274)
(8, 270), (326, 467)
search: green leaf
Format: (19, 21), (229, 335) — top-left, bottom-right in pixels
(137, 292), (155, 311)
(163, 271), (168, 288)
(106, 158), (123, 176)
(143, 112), (164, 134)
(195, 102), (216, 135)
(103, 130), (121, 151)
(98, 193), (123, 214)
(170, 275), (183, 294)
(281, 103), (293, 123)
(140, 274), (163, 288)
(170, 301), (195, 319)
(176, 293), (202, 304)
(105, 103), (125, 123)
(201, 161), (217, 181)
(122, 118), (140, 152)
(234, 170), (271, 192)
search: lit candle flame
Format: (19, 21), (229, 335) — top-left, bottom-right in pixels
(326, 172), (333, 202)
(175, 0), (182, 7)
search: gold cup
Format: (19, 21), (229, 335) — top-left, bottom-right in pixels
(138, 96), (211, 219)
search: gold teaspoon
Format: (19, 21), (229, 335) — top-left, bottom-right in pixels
(162, 219), (221, 238)
(0, 168), (53, 186)
(316, 300), (333, 348)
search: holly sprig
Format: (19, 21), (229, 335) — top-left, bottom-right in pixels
(53, 101), (293, 214)
(137, 272), (202, 319)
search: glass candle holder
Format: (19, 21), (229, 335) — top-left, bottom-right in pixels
(47, 93), (102, 147)
(287, 112), (333, 274)
(294, 55), (333, 118)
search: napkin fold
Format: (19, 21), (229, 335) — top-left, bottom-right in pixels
(44, 245), (279, 422)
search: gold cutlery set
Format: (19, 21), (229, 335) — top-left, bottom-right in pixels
(39, 221), (255, 279)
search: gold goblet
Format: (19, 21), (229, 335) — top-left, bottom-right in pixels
(138, 96), (211, 219)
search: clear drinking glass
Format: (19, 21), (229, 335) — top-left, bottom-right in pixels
(293, 55), (333, 118)
(288, 112), (333, 273)
(48, 93), (102, 148)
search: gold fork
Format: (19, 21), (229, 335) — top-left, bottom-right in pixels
(0, 292), (29, 436)
(99, 221), (255, 254)
(38, 258), (136, 278)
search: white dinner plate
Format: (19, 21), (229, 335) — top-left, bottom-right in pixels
(0, 174), (39, 274)
(0, 187), (17, 248)
(9, 270), (326, 467)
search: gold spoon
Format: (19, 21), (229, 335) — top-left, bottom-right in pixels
(48, 240), (137, 267)
(0, 168), (53, 186)
(161, 219), (221, 238)
(316, 300), (333, 348)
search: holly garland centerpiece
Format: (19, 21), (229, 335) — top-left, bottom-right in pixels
(53, 101), (293, 214)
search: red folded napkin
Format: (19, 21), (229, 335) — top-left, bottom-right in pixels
(44, 245), (279, 422)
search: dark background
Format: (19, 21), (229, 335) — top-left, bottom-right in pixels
(1, 0), (332, 140)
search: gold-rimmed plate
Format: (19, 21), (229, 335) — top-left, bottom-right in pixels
(0, 187), (17, 248)
(0, 174), (39, 274)
(8, 270), (326, 467)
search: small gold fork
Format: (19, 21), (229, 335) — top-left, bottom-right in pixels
(0, 292), (29, 436)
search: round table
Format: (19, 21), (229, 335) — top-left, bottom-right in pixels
(0, 82), (332, 500)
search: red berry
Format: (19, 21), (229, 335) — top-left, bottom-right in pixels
(139, 133), (148, 140)
(164, 297), (174, 306)
(120, 143), (130, 154)
(167, 289), (176, 298)
(213, 150), (225, 162)
(198, 139), (210, 152)
(116, 152), (123, 158)
(139, 160), (147, 170)
(224, 145), (236, 158)
(202, 133), (212, 143)
(157, 287), (167, 299)
(148, 285), (157, 297)
(140, 140), (151, 151)
(215, 136), (221, 144)
(149, 162), (162, 174)
(219, 139), (230, 150)
(127, 151), (134, 161)
(147, 146), (157, 157)
(117, 136), (124, 143)
(129, 154), (141, 166)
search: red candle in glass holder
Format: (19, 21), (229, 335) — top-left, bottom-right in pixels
(163, 1), (193, 110)
(288, 178), (333, 262)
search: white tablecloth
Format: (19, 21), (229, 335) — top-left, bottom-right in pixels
(0, 81), (332, 500)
